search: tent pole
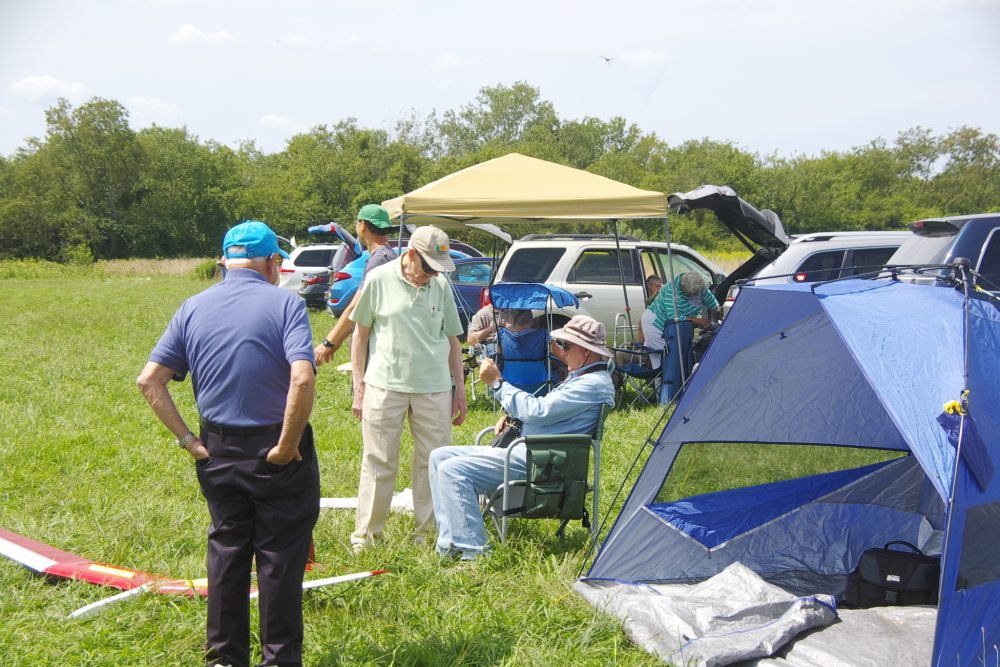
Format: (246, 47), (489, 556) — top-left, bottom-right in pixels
(662, 216), (689, 384)
(398, 214), (408, 249)
(611, 219), (635, 340)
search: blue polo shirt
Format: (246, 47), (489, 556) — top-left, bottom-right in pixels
(149, 269), (315, 426)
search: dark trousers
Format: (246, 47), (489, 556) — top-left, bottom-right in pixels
(196, 422), (321, 667)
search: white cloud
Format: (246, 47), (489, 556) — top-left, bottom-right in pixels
(0, 107), (13, 115)
(128, 97), (181, 122)
(9, 76), (85, 102)
(435, 76), (455, 91)
(277, 34), (308, 45)
(169, 24), (234, 45)
(259, 114), (294, 128)
(616, 50), (671, 69)
(429, 55), (462, 71)
(259, 114), (310, 136)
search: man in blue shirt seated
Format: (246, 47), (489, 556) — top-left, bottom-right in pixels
(429, 315), (616, 562)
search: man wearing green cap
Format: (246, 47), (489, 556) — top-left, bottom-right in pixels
(315, 204), (395, 366)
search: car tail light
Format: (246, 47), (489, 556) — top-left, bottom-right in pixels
(280, 267), (295, 273)
(794, 273), (807, 282)
(333, 272), (351, 282)
(726, 286), (740, 302)
(302, 275), (325, 286)
(479, 287), (491, 309)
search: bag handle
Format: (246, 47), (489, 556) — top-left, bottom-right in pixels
(883, 540), (924, 555)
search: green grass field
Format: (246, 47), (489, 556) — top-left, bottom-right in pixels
(0, 264), (895, 666)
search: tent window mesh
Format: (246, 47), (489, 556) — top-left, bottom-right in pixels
(956, 500), (1000, 591)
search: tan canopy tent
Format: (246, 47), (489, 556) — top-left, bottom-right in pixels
(382, 151), (674, 343)
(382, 153), (668, 227)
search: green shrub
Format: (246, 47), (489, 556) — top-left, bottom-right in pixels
(61, 243), (95, 266)
(193, 259), (220, 281)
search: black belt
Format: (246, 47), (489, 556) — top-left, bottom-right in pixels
(200, 419), (283, 437)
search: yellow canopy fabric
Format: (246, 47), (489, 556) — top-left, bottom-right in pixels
(382, 153), (668, 226)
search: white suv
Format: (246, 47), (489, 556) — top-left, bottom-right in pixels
(492, 234), (727, 337)
(722, 231), (911, 313)
(277, 243), (350, 294)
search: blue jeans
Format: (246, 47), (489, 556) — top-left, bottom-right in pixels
(428, 443), (528, 559)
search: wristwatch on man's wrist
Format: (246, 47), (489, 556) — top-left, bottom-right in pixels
(491, 379), (503, 392)
(321, 339), (337, 349)
(177, 432), (196, 448)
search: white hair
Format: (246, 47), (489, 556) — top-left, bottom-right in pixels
(679, 272), (707, 297)
(224, 245), (269, 269)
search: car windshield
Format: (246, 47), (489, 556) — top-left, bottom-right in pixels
(888, 233), (956, 266)
(294, 248), (336, 267)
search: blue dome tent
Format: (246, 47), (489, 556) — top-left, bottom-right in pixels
(582, 279), (1000, 666)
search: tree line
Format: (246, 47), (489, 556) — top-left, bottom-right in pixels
(1, 82), (998, 261)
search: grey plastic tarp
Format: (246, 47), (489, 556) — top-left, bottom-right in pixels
(575, 563), (837, 667)
(734, 606), (937, 667)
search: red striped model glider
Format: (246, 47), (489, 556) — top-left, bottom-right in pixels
(0, 527), (387, 618)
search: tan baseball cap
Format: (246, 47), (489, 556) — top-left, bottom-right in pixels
(408, 226), (455, 273)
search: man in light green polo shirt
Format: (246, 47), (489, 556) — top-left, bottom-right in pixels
(348, 225), (468, 553)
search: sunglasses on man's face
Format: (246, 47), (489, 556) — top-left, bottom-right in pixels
(416, 251), (438, 275)
(553, 338), (571, 351)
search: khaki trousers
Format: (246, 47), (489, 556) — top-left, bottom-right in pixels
(352, 385), (452, 544)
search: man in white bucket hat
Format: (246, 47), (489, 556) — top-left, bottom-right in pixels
(427, 315), (615, 562)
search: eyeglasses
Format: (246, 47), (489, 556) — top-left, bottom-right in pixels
(416, 251), (438, 275)
(553, 338), (571, 351)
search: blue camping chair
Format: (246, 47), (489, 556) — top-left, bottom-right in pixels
(488, 283), (581, 396)
(610, 342), (665, 408)
(659, 320), (695, 404)
(496, 326), (555, 395)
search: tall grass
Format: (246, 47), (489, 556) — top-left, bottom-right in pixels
(0, 261), (895, 666)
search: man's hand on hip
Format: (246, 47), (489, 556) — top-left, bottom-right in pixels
(185, 437), (211, 460)
(266, 444), (302, 465)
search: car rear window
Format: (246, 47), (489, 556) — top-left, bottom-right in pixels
(501, 248), (566, 283)
(294, 248), (336, 267)
(888, 233), (956, 266)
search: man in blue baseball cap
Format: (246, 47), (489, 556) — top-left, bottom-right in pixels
(222, 220), (291, 261)
(138, 219), (318, 667)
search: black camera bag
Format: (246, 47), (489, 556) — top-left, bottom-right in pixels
(843, 541), (940, 608)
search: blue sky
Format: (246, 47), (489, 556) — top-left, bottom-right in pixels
(1, 0), (998, 158)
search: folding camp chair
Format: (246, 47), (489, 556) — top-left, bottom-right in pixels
(495, 326), (558, 395)
(479, 402), (611, 542)
(660, 320), (695, 403)
(488, 282), (581, 397)
(610, 342), (665, 408)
